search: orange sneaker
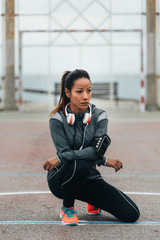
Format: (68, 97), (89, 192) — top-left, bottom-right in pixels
(60, 206), (78, 226)
(86, 204), (102, 216)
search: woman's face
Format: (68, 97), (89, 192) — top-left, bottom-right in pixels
(65, 77), (91, 114)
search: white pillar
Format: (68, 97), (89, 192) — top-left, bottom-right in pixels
(4, 0), (16, 110)
(146, 0), (159, 110)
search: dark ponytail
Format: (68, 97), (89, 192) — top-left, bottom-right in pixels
(49, 69), (90, 116)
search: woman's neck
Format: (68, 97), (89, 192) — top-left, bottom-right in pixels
(70, 104), (88, 114)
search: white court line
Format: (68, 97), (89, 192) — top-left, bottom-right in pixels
(110, 119), (160, 123)
(125, 192), (160, 196)
(0, 191), (160, 196)
(0, 220), (160, 225)
(0, 191), (159, 226)
(0, 191), (50, 196)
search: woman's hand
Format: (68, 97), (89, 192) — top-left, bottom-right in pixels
(106, 158), (123, 172)
(43, 157), (60, 173)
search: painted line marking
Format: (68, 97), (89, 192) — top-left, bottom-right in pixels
(125, 192), (160, 196)
(0, 191), (160, 196)
(0, 221), (160, 225)
(103, 174), (160, 178)
(0, 174), (46, 177)
(110, 119), (160, 123)
(0, 191), (50, 196)
(1, 174), (160, 178)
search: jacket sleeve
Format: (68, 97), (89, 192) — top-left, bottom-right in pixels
(49, 112), (108, 165)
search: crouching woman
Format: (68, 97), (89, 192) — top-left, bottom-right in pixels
(43, 69), (140, 226)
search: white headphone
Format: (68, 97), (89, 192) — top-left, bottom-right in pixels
(65, 103), (92, 125)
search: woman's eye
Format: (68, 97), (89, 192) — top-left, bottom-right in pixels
(76, 89), (91, 94)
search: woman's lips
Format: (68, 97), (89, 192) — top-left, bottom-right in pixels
(81, 102), (88, 105)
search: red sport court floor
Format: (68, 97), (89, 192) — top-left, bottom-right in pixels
(0, 110), (160, 240)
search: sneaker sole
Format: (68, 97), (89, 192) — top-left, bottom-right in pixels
(62, 221), (78, 226)
(86, 206), (102, 216)
(60, 213), (78, 226)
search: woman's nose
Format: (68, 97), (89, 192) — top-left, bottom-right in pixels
(83, 92), (88, 99)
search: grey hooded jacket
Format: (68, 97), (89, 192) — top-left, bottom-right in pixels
(49, 103), (108, 180)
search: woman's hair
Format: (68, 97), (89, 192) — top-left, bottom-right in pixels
(49, 69), (91, 116)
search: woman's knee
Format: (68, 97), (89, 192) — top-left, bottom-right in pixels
(115, 189), (140, 223)
(124, 206), (140, 223)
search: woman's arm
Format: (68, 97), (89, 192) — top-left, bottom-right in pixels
(49, 117), (108, 165)
(43, 156), (60, 173)
(106, 158), (123, 172)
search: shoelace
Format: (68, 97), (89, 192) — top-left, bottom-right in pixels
(62, 208), (77, 218)
(94, 207), (99, 210)
(93, 207), (101, 212)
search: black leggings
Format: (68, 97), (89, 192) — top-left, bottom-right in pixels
(47, 160), (140, 223)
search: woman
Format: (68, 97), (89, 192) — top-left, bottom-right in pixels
(43, 69), (140, 226)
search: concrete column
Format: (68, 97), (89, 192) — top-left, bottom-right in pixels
(4, 0), (16, 110)
(146, 0), (159, 110)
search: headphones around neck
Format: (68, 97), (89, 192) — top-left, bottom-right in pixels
(65, 103), (92, 125)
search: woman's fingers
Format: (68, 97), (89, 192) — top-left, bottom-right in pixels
(43, 161), (48, 170)
(117, 160), (123, 169)
(43, 160), (51, 171)
(106, 158), (123, 172)
(48, 165), (54, 173)
(43, 158), (57, 172)
(114, 160), (123, 172)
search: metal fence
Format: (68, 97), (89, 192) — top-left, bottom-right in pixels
(18, 29), (144, 110)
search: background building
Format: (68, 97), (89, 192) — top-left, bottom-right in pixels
(0, 0), (160, 111)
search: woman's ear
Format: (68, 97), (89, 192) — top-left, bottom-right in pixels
(65, 88), (70, 98)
